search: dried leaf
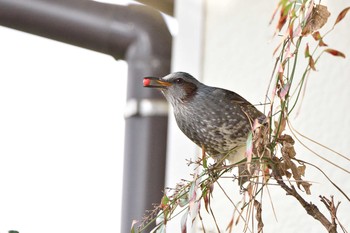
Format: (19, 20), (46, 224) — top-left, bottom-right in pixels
(161, 194), (169, 208)
(300, 181), (312, 195)
(202, 145), (208, 168)
(312, 31), (328, 47)
(324, 48), (346, 58)
(312, 31), (322, 41)
(226, 216), (234, 232)
(277, 15), (287, 32)
(280, 161), (290, 170)
(254, 200), (264, 232)
(278, 134), (295, 144)
(318, 39), (328, 47)
(297, 164), (306, 176)
(181, 210), (189, 233)
(130, 220), (138, 233)
(285, 40), (293, 58)
(191, 201), (200, 222)
(271, 86), (277, 103)
(274, 117), (286, 137)
(189, 173), (201, 220)
(276, 9), (288, 32)
(245, 131), (253, 162)
(305, 43), (311, 58)
(302, 5), (331, 36)
(334, 7), (350, 26)
(309, 56), (316, 71)
(288, 20), (294, 41)
(282, 142), (296, 158)
(160, 195), (170, 223)
(202, 189), (210, 213)
(262, 165), (270, 182)
(281, 142), (312, 194)
(294, 1), (314, 37)
(279, 83), (290, 100)
(189, 182), (196, 205)
(178, 191), (189, 207)
(246, 182), (253, 197)
(278, 161), (291, 178)
(285, 170), (292, 179)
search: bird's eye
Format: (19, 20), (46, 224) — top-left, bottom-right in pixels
(175, 78), (184, 84)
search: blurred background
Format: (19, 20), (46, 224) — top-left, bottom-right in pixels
(0, 18), (127, 233)
(0, 0), (349, 232)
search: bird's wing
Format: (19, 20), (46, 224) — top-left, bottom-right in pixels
(213, 87), (266, 123)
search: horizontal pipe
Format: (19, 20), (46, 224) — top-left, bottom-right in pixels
(0, 0), (138, 59)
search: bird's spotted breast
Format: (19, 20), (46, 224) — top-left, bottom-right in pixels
(174, 95), (252, 159)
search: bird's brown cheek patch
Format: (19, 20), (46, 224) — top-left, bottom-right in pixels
(182, 84), (198, 100)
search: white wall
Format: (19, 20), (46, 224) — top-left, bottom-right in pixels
(164, 0), (204, 231)
(166, 0), (204, 186)
(169, 0), (350, 232)
(0, 27), (126, 233)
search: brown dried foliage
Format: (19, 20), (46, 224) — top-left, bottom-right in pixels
(302, 5), (330, 36)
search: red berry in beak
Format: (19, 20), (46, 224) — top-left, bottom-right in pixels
(143, 78), (151, 87)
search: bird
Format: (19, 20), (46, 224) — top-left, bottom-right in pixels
(143, 72), (265, 167)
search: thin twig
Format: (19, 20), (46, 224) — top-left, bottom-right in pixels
(287, 120), (350, 174)
(272, 169), (337, 233)
(209, 201), (221, 233)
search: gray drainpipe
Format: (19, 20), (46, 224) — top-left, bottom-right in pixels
(0, 0), (171, 232)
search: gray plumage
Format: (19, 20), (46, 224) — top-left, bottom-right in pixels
(144, 72), (265, 164)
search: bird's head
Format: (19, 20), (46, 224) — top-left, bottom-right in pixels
(143, 72), (201, 105)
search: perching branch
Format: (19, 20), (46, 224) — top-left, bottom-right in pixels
(272, 168), (337, 233)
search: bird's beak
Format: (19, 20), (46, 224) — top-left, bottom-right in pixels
(143, 77), (172, 88)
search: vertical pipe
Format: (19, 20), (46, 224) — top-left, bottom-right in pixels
(121, 5), (171, 232)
